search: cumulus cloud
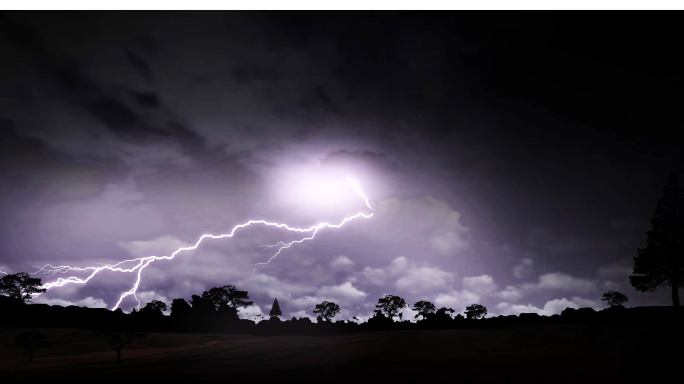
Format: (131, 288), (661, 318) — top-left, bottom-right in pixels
(524, 272), (597, 294)
(462, 274), (497, 296)
(495, 296), (600, 316)
(496, 285), (523, 301)
(119, 235), (190, 258)
(431, 274), (507, 313)
(367, 197), (470, 256)
(494, 302), (543, 316)
(239, 273), (314, 301)
(289, 310), (314, 321)
(361, 256), (456, 298)
(34, 296), (108, 308)
(138, 290), (170, 307)
(238, 304), (264, 322)
(541, 298), (580, 315)
(330, 255), (354, 269)
(396, 266), (455, 294)
(430, 231), (469, 255)
(283, 281), (367, 316)
(317, 281), (367, 301)
(361, 256), (411, 286)
(434, 289), (480, 311)
(513, 258), (535, 279)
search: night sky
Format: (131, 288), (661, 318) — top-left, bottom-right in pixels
(1, 12), (682, 319)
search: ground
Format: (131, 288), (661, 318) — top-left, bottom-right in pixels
(0, 325), (677, 382)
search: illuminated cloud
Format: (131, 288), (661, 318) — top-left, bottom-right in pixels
(329, 255), (355, 269)
(434, 290), (480, 312)
(34, 296), (108, 308)
(462, 275), (498, 296)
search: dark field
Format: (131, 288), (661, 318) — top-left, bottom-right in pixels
(1, 325), (679, 383)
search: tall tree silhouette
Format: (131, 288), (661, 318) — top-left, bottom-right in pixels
(269, 298), (282, 318)
(201, 285), (253, 311)
(0, 272), (46, 303)
(375, 295), (406, 320)
(464, 304), (487, 319)
(313, 301), (340, 322)
(141, 300), (167, 315)
(412, 300), (436, 320)
(630, 172), (684, 307)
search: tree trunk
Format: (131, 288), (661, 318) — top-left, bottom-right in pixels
(29, 349), (33, 362)
(116, 349), (121, 363)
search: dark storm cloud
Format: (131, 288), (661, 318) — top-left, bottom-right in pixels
(0, 14), (204, 150)
(0, 12), (681, 315)
(133, 91), (161, 108)
(125, 49), (155, 85)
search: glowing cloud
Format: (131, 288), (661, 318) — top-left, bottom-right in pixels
(32, 178), (374, 311)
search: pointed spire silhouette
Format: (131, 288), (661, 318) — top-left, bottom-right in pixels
(269, 298), (282, 318)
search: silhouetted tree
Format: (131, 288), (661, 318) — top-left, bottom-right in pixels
(190, 294), (214, 315)
(601, 291), (628, 308)
(15, 331), (46, 362)
(631, 172), (684, 307)
(413, 300), (436, 320)
(313, 301), (341, 322)
(141, 300), (167, 315)
(375, 295), (406, 320)
(465, 304), (487, 319)
(0, 272), (46, 303)
(269, 298), (282, 318)
(201, 285), (253, 311)
(170, 298), (191, 317)
(435, 307), (455, 318)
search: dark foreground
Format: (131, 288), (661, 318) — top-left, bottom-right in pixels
(1, 324), (681, 383)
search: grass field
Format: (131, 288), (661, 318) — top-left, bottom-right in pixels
(0, 325), (677, 383)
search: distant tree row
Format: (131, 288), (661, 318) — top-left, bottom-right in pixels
(1, 272), (631, 324)
(372, 294), (487, 321)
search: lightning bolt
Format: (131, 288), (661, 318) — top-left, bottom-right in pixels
(31, 178), (374, 311)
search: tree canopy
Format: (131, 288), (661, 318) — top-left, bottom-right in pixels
(0, 272), (46, 303)
(313, 301), (340, 322)
(412, 300), (436, 319)
(375, 295), (406, 320)
(601, 291), (628, 308)
(170, 298), (192, 317)
(200, 285), (253, 311)
(142, 300), (167, 314)
(464, 304), (487, 319)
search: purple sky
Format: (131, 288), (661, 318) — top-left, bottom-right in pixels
(1, 13), (681, 320)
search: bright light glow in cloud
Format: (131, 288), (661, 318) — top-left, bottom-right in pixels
(273, 165), (374, 217)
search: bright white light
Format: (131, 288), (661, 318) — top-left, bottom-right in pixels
(275, 167), (369, 214)
(298, 175), (353, 207)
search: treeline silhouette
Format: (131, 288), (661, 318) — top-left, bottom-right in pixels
(1, 287), (681, 337)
